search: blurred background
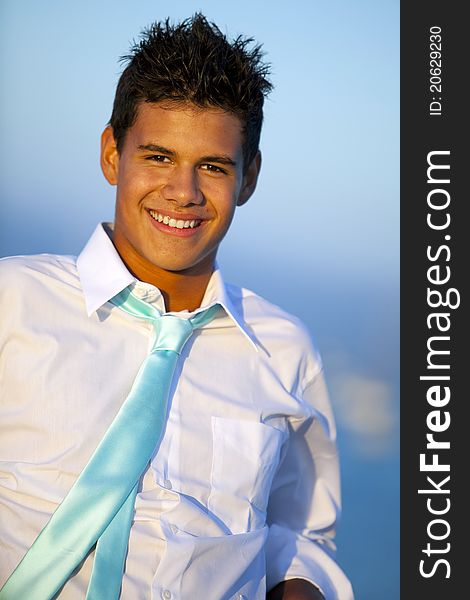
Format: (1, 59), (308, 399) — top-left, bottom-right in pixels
(0, 1), (399, 598)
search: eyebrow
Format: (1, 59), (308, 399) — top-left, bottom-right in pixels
(200, 155), (237, 167)
(137, 144), (176, 156)
(137, 144), (237, 167)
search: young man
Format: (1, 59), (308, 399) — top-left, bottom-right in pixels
(0, 14), (353, 600)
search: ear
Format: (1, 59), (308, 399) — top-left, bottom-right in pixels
(236, 151), (262, 207)
(100, 126), (119, 185)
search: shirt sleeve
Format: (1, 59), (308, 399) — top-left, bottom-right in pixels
(265, 370), (354, 600)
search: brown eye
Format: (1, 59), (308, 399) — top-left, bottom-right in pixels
(201, 164), (226, 174)
(146, 155), (171, 163)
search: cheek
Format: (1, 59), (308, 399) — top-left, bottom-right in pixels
(211, 201), (236, 229)
(116, 175), (153, 211)
(119, 161), (159, 191)
(205, 183), (240, 219)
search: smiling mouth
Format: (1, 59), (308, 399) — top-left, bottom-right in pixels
(147, 209), (202, 229)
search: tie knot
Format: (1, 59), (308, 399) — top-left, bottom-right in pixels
(110, 287), (221, 353)
(152, 315), (194, 354)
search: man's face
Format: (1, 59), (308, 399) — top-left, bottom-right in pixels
(101, 102), (260, 277)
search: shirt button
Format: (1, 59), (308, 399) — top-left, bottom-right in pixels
(145, 289), (160, 303)
(132, 284), (147, 299)
(161, 590), (172, 600)
(170, 524), (178, 534)
(163, 479), (172, 490)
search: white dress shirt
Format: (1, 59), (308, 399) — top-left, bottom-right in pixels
(0, 223), (353, 600)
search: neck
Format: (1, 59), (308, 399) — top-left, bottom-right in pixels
(112, 235), (214, 313)
(151, 267), (214, 313)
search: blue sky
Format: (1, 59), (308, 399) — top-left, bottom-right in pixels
(0, 2), (399, 597)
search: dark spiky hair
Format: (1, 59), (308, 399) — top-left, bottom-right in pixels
(109, 13), (272, 170)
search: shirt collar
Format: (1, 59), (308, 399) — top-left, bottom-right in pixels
(76, 223), (135, 316)
(198, 265), (259, 351)
(76, 223), (259, 352)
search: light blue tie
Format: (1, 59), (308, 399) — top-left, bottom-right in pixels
(0, 287), (220, 600)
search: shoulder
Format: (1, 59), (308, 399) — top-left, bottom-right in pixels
(0, 253), (79, 300)
(0, 253), (83, 337)
(226, 280), (315, 344)
(226, 281), (323, 384)
(0, 252), (77, 275)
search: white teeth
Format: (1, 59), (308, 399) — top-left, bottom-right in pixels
(149, 210), (201, 229)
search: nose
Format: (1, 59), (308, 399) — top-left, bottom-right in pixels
(162, 166), (203, 206)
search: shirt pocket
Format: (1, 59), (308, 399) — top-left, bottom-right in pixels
(156, 521), (268, 600)
(207, 416), (285, 534)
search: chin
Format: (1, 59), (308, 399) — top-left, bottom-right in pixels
(146, 249), (215, 274)
(149, 258), (203, 273)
